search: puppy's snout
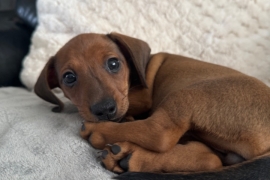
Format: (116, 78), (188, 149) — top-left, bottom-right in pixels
(91, 98), (117, 120)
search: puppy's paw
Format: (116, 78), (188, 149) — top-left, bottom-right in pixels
(80, 122), (106, 149)
(80, 122), (96, 139)
(88, 132), (107, 149)
(100, 142), (145, 173)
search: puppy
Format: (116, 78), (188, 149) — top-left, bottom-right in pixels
(35, 32), (270, 179)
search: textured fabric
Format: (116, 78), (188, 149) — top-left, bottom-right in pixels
(0, 87), (113, 179)
(20, 0), (270, 89)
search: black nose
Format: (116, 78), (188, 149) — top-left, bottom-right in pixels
(91, 98), (117, 120)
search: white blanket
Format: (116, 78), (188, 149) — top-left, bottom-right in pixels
(1, 0), (270, 179)
(0, 87), (113, 179)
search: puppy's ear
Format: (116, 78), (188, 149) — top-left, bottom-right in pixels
(34, 57), (64, 112)
(107, 32), (151, 88)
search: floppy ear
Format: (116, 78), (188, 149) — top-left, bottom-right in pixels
(34, 57), (64, 112)
(107, 32), (151, 88)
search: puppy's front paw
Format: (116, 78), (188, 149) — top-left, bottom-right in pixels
(88, 132), (107, 149)
(100, 142), (147, 173)
(80, 121), (95, 139)
(80, 122), (106, 149)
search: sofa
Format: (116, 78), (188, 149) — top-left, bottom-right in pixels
(0, 0), (269, 179)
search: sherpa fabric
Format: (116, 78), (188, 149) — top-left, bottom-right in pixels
(20, 0), (270, 89)
(1, 0), (270, 180)
(0, 87), (114, 179)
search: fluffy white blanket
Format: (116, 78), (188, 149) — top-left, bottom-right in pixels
(1, 0), (270, 179)
(0, 87), (113, 179)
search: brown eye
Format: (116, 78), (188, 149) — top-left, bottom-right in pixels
(107, 58), (120, 73)
(63, 72), (77, 86)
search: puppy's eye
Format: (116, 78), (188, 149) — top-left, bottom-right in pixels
(63, 72), (77, 86)
(107, 58), (120, 73)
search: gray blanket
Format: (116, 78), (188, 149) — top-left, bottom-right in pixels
(0, 87), (113, 180)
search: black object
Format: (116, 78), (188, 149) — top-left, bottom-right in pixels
(0, 0), (37, 87)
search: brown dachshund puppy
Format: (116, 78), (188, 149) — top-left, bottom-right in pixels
(35, 32), (270, 179)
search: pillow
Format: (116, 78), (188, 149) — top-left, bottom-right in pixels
(20, 0), (270, 89)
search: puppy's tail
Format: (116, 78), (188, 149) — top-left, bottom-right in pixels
(114, 152), (270, 180)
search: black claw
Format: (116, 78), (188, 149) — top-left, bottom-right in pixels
(111, 145), (121, 155)
(102, 150), (108, 159)
(81, 121), (85, 131)
(119, 154), (132, 171)
(52, 106), (61, 113)
(88, 133), (93, 147)
(100, 162), (106, 169)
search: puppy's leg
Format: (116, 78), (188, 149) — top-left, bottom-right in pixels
(80, 108), (190, 152)
(101, 141), (222, 173)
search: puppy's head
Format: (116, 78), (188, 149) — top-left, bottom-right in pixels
(34, 32), (151, 122)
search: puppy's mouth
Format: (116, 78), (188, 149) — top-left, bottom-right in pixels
(99, 115), (124, 123)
